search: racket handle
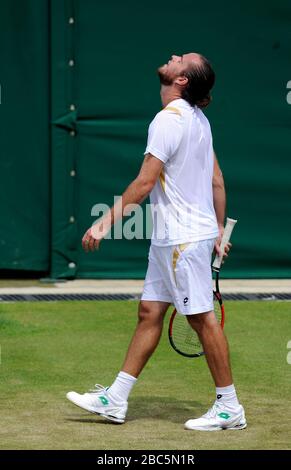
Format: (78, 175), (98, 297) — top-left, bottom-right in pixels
(212, 217), (237, 271)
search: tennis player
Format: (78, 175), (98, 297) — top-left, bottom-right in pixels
(67, 53), (247, 431)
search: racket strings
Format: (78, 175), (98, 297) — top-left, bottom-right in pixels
(214, 297), (222, 323)
(171, 314), (202, 353)
(170, 293), (223, 357)
(184, 325), (196, 345)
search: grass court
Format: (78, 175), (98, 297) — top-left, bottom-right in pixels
(0, 300), (290, 450)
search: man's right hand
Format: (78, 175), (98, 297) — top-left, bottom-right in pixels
(82, 227), (100, 252)
(81, 220), (106, 252)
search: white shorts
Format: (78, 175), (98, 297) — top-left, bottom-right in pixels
(141, 239), (215, 315)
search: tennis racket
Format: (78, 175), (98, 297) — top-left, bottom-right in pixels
(168, 217), (237, 358)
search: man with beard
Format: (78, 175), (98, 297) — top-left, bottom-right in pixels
(66, 53), (247, 431)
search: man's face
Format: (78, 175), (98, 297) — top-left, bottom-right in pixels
(158, 53), (200, 85)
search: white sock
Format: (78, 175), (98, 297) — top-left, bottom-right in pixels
(216, 384), (240, 408)
(107, 371), (137, 403)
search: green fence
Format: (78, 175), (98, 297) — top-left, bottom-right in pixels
(0, 0), (50, 272)
(1, 0), (291, 278)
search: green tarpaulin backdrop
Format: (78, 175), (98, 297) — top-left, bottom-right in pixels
(1, 0), (291, 278)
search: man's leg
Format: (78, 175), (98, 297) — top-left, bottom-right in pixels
(184, 311), (246, 431)
(121, 300), (170, 377)
(107, 300), (170, 404)
(66, 300), (170, 423)
(187, 310), (232, 387)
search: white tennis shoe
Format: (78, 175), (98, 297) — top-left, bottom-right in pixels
(66, 384), (127, 424)
(184, 402), (247, 431)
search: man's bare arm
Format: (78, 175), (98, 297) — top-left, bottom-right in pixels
(83, 154), (163, 250)
(213, 152), (226, 229)
(213, 152), (229, 257)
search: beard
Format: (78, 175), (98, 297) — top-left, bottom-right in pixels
(157, 65), (174, 86)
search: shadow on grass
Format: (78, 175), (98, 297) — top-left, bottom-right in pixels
(65, 395), (203, 425)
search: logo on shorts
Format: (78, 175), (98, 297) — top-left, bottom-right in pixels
(217, 394), (222, 400)
(183, 297), (188, 305)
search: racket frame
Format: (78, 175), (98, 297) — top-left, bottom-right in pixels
(168, 216), (237, 358)
(168, 308), (206, 358)
(168, 269), (224, 358)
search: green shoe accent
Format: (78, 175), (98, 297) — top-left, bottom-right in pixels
(99, 395), (109, 405)
(218, 412), (231, 419)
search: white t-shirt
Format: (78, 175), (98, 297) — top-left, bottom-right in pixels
(144, 98), (219, 246)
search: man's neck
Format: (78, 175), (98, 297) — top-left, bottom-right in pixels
(160, 85), (182, 108)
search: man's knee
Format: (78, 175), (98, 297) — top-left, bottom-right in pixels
(187, 310), (216, 333)
(138, 301), (152, 322)
(138, 301), (168, 323)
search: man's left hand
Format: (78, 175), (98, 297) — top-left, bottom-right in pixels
(214, 225), (232, 262)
